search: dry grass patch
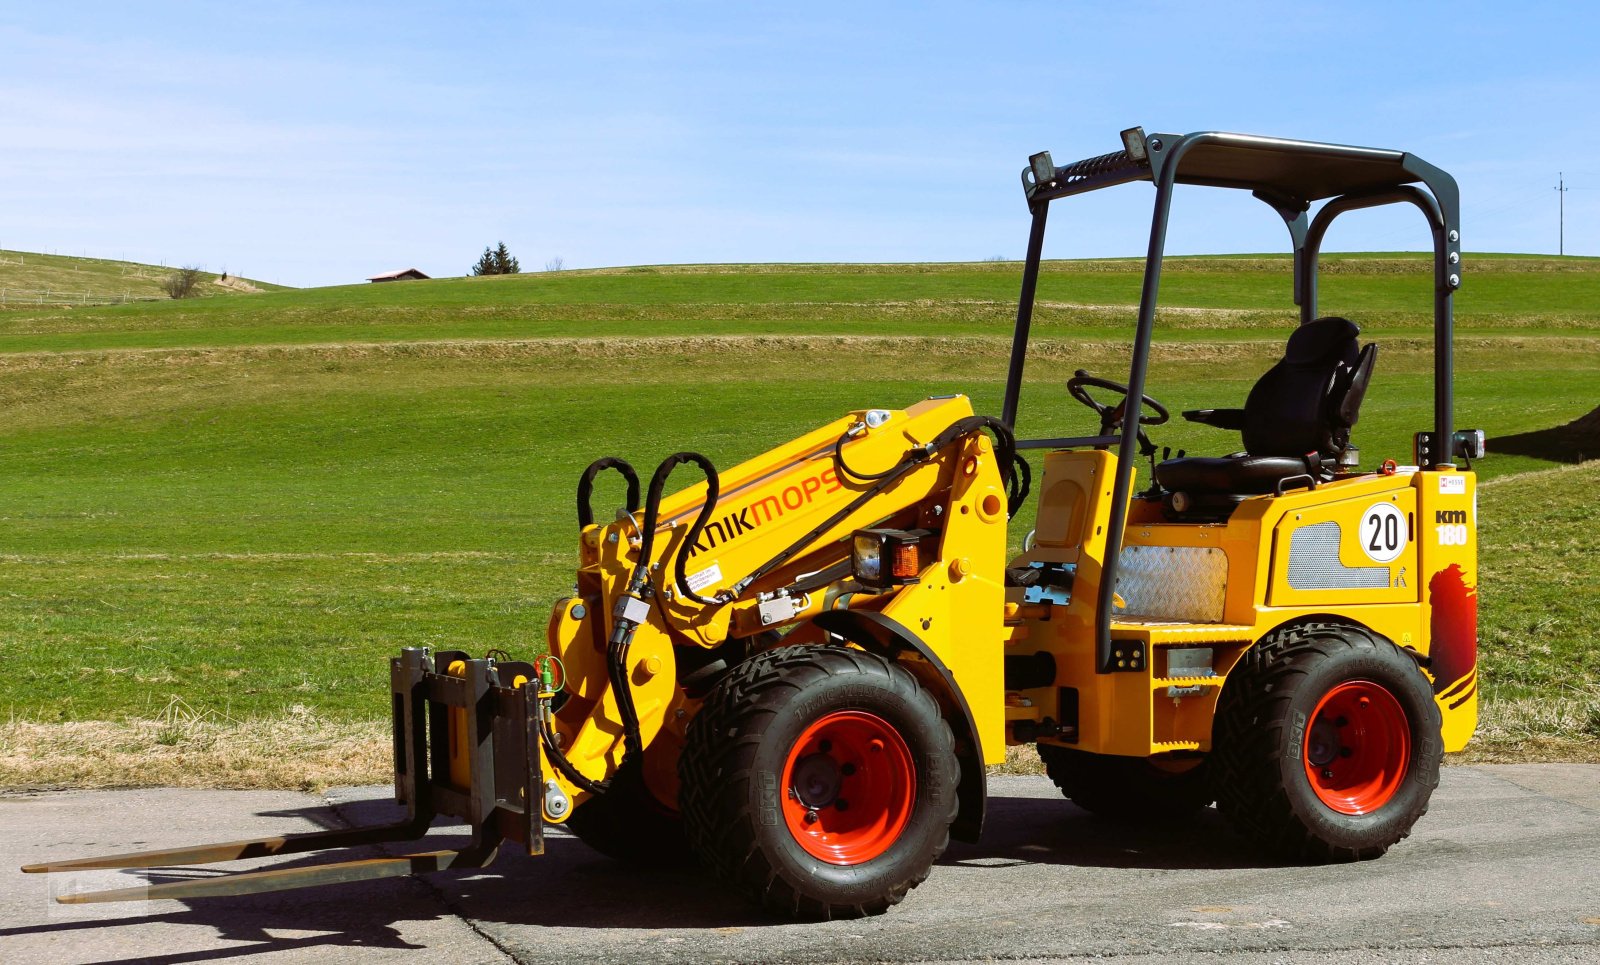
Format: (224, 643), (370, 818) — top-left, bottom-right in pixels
(0, 332), (1588, 377)
(992, 743), (1046, 776)
(1460, 693), (1600, 763)
(0, 700), (389, 792)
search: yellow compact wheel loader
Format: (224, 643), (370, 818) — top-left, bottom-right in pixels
(28, 127), (1484, 920)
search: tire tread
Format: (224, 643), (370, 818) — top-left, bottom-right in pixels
(1211, 621), (1443, 862)
(680, 644), (957, 920)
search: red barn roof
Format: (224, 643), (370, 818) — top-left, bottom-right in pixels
(366, 268), (430, 282)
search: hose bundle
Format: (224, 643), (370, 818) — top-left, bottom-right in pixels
(547, 451), (722, 795)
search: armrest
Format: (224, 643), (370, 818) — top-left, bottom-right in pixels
(1181, 408), (1246, 431)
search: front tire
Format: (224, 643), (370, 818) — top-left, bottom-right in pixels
(680, 645), (958, 920)
(1211, 622), (1442, 861)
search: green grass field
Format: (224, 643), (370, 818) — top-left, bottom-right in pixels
(0, 251), (1595, 786)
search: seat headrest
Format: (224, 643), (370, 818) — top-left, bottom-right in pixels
(1284, 316), (1360, 366)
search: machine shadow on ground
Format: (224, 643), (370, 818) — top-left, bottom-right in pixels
(939, 793), (1286, 873)
(3, 790), (1290, 963)
(1491, 405), (1600, 463)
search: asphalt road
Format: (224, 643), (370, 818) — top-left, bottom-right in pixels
(3, 765), (1598, 965)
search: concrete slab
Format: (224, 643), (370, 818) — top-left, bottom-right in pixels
(0, 787), (510, 965)
(3, 767), (1599, 964)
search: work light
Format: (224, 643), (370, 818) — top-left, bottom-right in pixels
(1028, 152), (1055, 186)
(1454, 429), (1486, 460)
(851, 528), (931, 589)
(1120, 126), (1148, 162)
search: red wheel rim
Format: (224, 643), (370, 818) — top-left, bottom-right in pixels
(1303, 680), (1411, 815)
(780, 711), (916, 865)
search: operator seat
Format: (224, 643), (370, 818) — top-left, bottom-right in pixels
(1154, 316), (1376, 520)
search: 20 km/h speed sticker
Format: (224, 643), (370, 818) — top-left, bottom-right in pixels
(1359, 502), (1408, 563)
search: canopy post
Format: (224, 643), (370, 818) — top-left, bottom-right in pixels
(1001, 203), (1050, 430)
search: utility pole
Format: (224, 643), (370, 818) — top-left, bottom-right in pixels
(1555, 173), (1569, 256)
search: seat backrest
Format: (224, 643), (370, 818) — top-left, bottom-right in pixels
(1241, 316), (1376, 458)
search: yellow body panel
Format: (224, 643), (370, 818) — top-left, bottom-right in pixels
(1263, 485), (1418, 608)
(1415, 470), (1480, 751)
(1010, 455), (1477, 758)
(878, 429), (1009, 763)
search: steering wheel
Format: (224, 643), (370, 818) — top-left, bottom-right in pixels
(1066, 369), (1170, 432)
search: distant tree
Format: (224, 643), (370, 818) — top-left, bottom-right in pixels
(161, 265), (204, 299)
(472, 242), (521, 276)
(494, 242), (520, 275)
(545, 256), (564, 272)
(471, 247), (497, 276)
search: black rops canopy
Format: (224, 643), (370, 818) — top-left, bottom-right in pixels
(999, 127), (1462, 675)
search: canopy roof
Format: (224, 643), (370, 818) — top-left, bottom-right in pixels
(1023, 130), (1452, 214)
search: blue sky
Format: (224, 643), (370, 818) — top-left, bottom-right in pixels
(2, 2), (1596, 287)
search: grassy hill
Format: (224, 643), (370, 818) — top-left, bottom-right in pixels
(0, 252), (1594, 788)
(0, 252), (1596, 352)
(0, 249), (289, 308)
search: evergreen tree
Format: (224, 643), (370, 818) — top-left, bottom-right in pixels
(471, 242), (521, 276)
(492, 241), (520, 275)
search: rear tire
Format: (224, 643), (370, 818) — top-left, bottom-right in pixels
(680, 645), (958, 920)
(1211, 622), (1442, 861)
(1038, 744), (1211, 820)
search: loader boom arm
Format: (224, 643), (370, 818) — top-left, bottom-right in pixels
(544, 394), (1015, 811)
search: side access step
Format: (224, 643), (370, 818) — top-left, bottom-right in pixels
(23, 647), (546, 904)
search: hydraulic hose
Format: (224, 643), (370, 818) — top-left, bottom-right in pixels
(928, 414), (1018, 482)
(546, 451), (720, 795)
(636, 452), (722, 606)
(834, 430), (903, 482)
(1007, 450), (1032, 519)
(934, 414), (1027, 516)
(611, 452), (720, 763)
(576, 457), (641, 529)
(540, 723), (609, 796)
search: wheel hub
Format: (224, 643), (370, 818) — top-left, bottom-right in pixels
(791, 753), (842, 809)
(1303, 679), (1411, 815)
(1306, 719), (1341, 767)
(780, 710), (916, 865)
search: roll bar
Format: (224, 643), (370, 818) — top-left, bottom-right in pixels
(998, 127), (1462, 675)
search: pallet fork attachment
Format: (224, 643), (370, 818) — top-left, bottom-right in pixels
(22, 647), (545, 904)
